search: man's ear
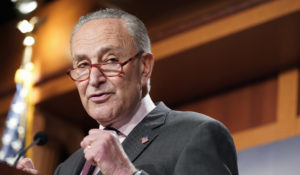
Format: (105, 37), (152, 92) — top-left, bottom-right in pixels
(139, 52), (154, 87)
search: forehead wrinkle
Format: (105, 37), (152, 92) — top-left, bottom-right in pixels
(72, 18), (137, 62)
(74, 19), (128, 46)
(72, 28), (129, 55)
(73, 46), (123, 63)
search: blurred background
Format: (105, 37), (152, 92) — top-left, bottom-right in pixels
(0, 0), (299, 174)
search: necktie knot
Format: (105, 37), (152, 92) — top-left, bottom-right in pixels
(104, 126), (121, 135)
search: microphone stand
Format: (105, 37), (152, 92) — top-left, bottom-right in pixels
(13, 138), (40, 167)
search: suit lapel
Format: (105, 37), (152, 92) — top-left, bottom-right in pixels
(122, 102), (170, 162)
(75, 156), (86, 175)
(68, 149), (86, 175)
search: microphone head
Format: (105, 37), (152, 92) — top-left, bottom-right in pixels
(33, 131), (48, 146)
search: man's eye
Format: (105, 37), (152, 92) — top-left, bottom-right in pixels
(105, 58), (119, 63)
(77, 62), (90, 68)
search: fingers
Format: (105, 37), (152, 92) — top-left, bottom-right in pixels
(81, 129), (118, 148)
(80, 129), (101, 148)
(16, 158), (39, 175)
(80, 128), (136, 174)
(88, 128), (100, 135)
(84, 145), (100, 165)
(23, 168), (39, 175)
(17, 158), (35, 169)
(80, 136), (93, 148)
(80, 129), (120, 164)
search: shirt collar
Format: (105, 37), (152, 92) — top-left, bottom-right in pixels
(99, 94), (156, 136)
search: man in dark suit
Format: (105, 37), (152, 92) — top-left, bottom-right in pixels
(17, 8), (238, 175)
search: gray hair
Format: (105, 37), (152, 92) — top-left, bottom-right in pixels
(71, 8), (152, 94)
(71, 8), (151, 53)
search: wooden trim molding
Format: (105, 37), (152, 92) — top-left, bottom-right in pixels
(276, 68), (298, 138)
(32, 75), (76, 104)
(233, 68), (299, 151)
(233, 123), (277, 151)
(297, 118), (300, 135)
(150, 0), (273, 42)
(152, 0), (300, 60)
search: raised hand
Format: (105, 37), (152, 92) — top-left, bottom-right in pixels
(80, 129), (137, 175)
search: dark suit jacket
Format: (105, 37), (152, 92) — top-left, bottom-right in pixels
(54, 102), (239, 175)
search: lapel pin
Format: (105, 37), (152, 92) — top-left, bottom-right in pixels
(141, 136), (149, 144)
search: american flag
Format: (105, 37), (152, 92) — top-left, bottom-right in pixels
(141, 136), (149, 144)
(0, 83), (27, 165)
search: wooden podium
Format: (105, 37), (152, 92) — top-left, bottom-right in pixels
(0, 163), (32, 175)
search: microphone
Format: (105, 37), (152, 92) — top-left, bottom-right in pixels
(33, 131), (48, 146)
(13, 131), (48, 167)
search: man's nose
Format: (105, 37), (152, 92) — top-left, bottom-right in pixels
(89, 65), (106, 87)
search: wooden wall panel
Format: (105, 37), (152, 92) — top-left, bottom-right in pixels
(234, 68), (299, 151)
(0, 96), (13, 116)
(33, 141), (60, 175)
(31, 108), (85, 174)
(177, 68), (300, 151)
(176, 77), (277, 133)
(151, 0), (300, 60)
(276, 69), (298, 139)
(297, 118), (300, 135)
(0, 113), (6, 147)
(297, 69), (300, 118)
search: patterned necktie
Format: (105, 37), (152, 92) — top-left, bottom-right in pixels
(81, 127), (120, 175)
(81, 161), (96, 175)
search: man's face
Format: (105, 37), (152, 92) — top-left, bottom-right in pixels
(71, 18), (146, 126)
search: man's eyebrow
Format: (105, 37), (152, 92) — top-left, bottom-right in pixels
(73, 54), (87, 62)
(96, 47), (123, 60)
(97, 46), (121, 56)
(73, 46), (122, 61)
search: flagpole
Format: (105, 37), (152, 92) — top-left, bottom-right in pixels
(14, 44), (36, 161)
(0, 0), (43, 164)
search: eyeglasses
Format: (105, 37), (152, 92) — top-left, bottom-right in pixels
(67, 51), (143, 82)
